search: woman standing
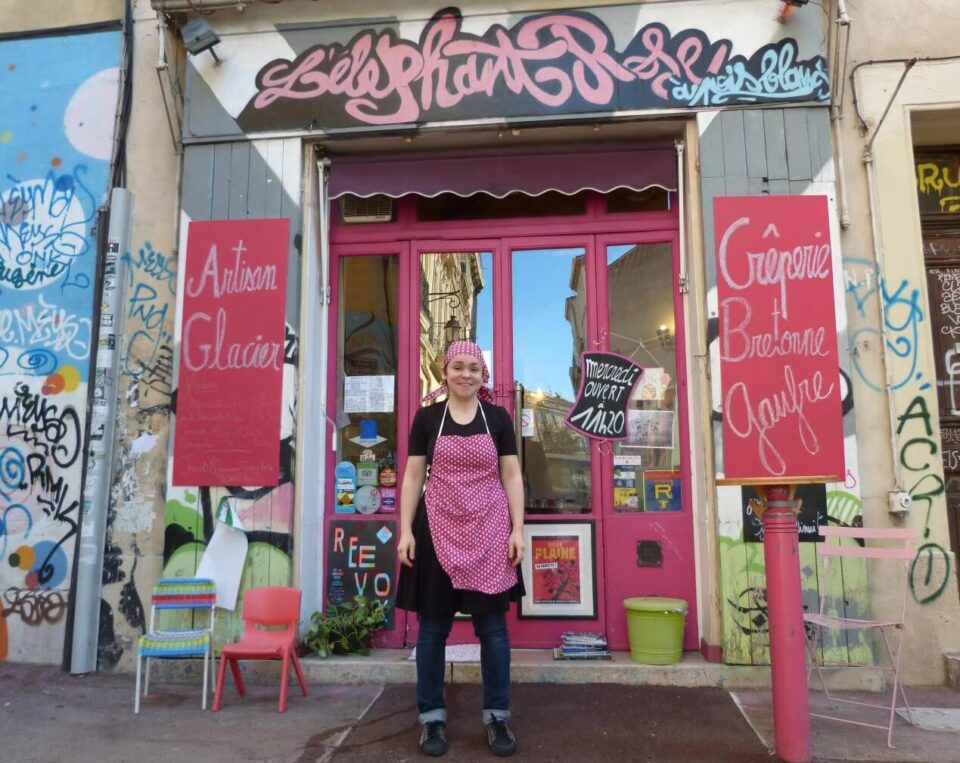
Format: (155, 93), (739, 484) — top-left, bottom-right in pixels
(396, 340), (525, 758)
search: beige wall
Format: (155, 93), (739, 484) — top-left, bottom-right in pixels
(98, 0), (181, 671)
(834, 1), (960, 683)
(0, 0), (122, 32)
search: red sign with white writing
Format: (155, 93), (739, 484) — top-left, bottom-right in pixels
(173, 219), (289, 486)
(714, 196), (844, 480)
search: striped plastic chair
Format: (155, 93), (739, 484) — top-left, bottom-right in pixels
(135, 578), (217, 713)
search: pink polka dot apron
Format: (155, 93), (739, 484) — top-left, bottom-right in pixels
(424, 402), (517, 594)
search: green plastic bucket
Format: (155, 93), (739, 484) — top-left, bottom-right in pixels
(623, 597), (687, 665)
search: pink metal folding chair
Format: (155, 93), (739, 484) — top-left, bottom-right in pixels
(803, 525), (915, 748)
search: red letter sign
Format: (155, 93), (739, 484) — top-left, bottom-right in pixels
(173, 218), (290, 486)
(714, 196), (844, 480)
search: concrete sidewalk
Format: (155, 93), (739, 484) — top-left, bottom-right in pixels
(2, 661), (958, 762)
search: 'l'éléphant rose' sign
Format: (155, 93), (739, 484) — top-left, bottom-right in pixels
(173, 218), (289, 486)
(714, 195), (844, 481)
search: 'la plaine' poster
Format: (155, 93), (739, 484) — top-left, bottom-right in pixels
(531, 535), (582, 604)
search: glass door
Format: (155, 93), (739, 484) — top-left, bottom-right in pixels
(595, 233), (697, 652)
(326, 243), (410, 649)
(401, 233), (694, 650)
(503, 237), (605, 648)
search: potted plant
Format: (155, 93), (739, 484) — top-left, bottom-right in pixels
(305, 595), (389, 658)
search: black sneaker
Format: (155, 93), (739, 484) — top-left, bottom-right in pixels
(419, 721), (448, 757)
(485, 718), (517, 757)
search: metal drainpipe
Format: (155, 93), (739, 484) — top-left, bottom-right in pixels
(70, 189), (132, 674)
(861, 59), (917, 501)
(829, 0), (853, 228)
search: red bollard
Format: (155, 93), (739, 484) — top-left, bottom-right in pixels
(762, 485), (812, 763)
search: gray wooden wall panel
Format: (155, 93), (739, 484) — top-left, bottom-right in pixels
(247, 145), (268, 217)
(699, 104), (840, 666)
(762, 110), (789, 180)
(211, 143), (233, 219)
(180, 137), (303, 322)
(720, 110), (748, 177)
(181, 144), (215, 221)
(743, 110), (767, 178)
(228, 142), (251, 219)
(783, 109), (813, 181)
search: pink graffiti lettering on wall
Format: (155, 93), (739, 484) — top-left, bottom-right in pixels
(242, 8), (829, 130)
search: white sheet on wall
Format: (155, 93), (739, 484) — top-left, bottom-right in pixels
(196, 522), (249, 611)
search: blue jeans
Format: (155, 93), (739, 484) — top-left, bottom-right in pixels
(416, 611), (511, 725)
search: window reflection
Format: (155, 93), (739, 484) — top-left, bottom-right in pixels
(419, 252), (493, 401)
(514, 248), (591, 514)
(606, 243), (681, 512)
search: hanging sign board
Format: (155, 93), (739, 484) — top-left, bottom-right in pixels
(713, 195), (844, 481)
(173, 218), (290, 486)
(564, 351), (643, 440)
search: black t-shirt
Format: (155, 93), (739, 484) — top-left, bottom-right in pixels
(408, 400), (518, 465)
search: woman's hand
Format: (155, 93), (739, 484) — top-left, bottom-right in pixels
(508, 528), (525, 567)
(398, 531), (416, 568)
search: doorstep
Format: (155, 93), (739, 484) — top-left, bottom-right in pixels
(152, 650), (882, 691)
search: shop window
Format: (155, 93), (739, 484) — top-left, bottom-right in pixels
(418, 251), (494, 400)
(512, 247), (592, 515)
(605, 243), (681, 512)
(606, 186), (670, 214)
(335, 255), (399, 514)
(417, 190), (587, 221)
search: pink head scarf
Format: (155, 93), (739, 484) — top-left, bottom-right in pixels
(421, 340), (495, 404)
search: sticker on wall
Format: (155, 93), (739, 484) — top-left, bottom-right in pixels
(627, 410), (674, 449)
(521, 408), (536, 438)
(335, 461), (357, 513)
(614, 465), (639, 511)
(355, 485), (382, 514)
(380, 486), (397, 512)
(636, 368), (671, 401)
(643, 471), (682, 511)
(349, 418), (386, 447)
(357, 463), (379, 487)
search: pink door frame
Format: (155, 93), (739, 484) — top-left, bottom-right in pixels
(326, 194), (693, 650)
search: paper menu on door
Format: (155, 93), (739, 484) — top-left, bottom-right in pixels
(344, 375), (395, 413)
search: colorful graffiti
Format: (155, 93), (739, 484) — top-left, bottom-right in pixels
(239, 8), (829, 131)
(0, 28), (121, 661)
(844, 257), (928, 393)
(122, 242), (175, 415)
(161, 324), (298, 644)
(844, 256), (953, 603)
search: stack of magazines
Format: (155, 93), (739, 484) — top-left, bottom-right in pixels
(552, 631), (612, 660)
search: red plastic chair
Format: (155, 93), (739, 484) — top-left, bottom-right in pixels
(212, 587), (308, 713)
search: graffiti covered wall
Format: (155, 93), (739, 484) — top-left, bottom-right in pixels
(698, 107), (871, 665)
(0, 28), (121, 662)
(161, 138), (303, 646)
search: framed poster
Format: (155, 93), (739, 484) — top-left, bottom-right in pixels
(519, 520), (597, 619)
